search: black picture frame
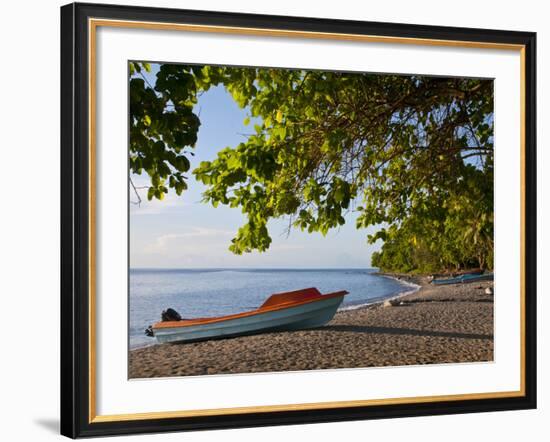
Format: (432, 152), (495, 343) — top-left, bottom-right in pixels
(61, 2), (537, 438)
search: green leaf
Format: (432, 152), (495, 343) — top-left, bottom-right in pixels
(129, 62), (493, 270)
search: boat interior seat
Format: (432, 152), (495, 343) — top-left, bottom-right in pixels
(260, 287), (322, 309)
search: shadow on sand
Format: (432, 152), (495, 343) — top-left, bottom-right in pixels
(314, 324), (493, 340)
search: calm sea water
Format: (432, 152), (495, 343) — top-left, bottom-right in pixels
(129, 268), (417, 349)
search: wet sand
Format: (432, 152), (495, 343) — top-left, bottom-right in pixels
(129, 277), (493, 378)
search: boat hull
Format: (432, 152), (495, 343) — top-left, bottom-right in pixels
(431, 272), (494, 285)
(153, 294), (345, 344)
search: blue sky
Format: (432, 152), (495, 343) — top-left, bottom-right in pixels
(130, 65), (381, 268)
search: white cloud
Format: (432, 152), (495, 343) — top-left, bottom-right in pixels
(129, 190), (194, 216)
(269, 244), (305, 251)
(144, 227), (234, 255)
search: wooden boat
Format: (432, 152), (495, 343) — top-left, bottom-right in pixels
(149, 287), (348, 344)
(431, 272), (494, 285)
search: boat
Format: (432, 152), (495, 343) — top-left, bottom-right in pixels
(146, 287), (349, 344)
(431, 272), (494, 285)
(430, 268), (483, 278)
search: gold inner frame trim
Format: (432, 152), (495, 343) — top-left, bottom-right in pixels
(519, 47), (527, 396)
(88, 17), (527, 424)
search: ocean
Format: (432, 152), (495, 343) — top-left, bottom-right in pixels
(129, 268), (418, 349)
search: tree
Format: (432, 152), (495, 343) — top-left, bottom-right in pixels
(130, 63), (494, 271)
(129, 62), (202, 199)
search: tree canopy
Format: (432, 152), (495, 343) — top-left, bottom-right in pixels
(130, 62), (494, 272)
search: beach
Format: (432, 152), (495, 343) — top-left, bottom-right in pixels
(129, 277), (493, 378)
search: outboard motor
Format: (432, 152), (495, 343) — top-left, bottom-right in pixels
(161, 308), (182, 322)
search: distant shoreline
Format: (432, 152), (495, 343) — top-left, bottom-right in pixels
(337, 273), (422, 312)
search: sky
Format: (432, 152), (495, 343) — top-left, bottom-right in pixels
(129, 65), (381, 269)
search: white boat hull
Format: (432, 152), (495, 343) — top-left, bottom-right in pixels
(153, 294), (345, 344)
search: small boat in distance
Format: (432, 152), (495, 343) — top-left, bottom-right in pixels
(146, 287), (348, 344)
(430, 272), (494, 285)
(430, 268), (483, 278)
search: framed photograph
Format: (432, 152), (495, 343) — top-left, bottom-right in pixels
(60, 2), (536, 438)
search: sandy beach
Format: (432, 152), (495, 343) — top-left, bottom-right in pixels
(129, 277), (493, 378)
